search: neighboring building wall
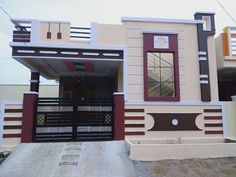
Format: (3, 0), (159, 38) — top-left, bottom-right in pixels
(224, 101), (236, 138)
(0, 84), (59, 100)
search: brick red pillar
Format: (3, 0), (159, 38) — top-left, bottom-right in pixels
(21, 92), (38, 143)
(113, 92), (125, 140)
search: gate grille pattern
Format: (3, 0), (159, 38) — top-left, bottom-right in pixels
(33, 98), (113, 142)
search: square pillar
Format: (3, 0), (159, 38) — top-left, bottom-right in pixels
(21, 92), (38, 143)
(113, 92), (125, 140)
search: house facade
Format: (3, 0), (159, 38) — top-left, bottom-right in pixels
(4, 12), (224, 145)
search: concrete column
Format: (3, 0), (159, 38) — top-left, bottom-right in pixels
(113, 93), (125, 140)
(30, 72), (40, 92)
(21, 92), (38, 143)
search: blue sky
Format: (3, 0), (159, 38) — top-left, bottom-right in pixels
(0, 0), (236, 84)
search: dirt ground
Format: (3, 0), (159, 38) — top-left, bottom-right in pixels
(133, 157), (236, 177)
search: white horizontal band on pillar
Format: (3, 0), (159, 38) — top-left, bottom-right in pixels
(199, 57), (207, 61)
(200, 75), (208, 79)
(199, 51), (207, 55)
(30, 80), (40, 83)
(200, 80), (209, 84)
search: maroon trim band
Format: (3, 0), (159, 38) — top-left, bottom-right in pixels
(125, 116), (145, 120)
(125, 124), (145, 128)
(204, 109), (222, 113)
(4, 117), (22, 121)
(125, 109), (144, 112)
(205, 130), (223, 134)
(204, 116), (222, 120)
(3, 134), (21, 138)
(125, 132), (145, 135)
(204, 123), (223, 127)
(4, 109), (23, 113)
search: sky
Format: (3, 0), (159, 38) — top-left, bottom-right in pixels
(0, 0), (236, 85)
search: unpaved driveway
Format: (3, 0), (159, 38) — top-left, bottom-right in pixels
(134, 157), (236, 177)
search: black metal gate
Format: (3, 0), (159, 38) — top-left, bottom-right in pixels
(33, 97), (113, 142)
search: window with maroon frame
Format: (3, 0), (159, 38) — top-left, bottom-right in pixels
(143, 33), (180, 101)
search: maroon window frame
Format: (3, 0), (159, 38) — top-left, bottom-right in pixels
(143, 33), (180, 101)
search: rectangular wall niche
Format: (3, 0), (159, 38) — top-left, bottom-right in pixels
(154, 36), (169, 49)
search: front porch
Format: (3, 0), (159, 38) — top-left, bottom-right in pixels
(9, 18), (126, 143)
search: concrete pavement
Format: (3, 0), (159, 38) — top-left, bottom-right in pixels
(0, 141), (136, 177)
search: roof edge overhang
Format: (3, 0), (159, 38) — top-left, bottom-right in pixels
(121, 16), (204, 24)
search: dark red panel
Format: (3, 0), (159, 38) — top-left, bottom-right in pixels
(21, 93), (38, 143)
(143, 33), (180, 101)
(125, 124), (145, 128)
(64, 60), (76, 71)
(114, 94), (125, 140)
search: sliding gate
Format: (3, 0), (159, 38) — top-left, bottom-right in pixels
(33, 98), (113, 142)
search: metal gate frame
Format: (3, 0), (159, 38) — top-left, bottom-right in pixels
(33, 97), (114, 142)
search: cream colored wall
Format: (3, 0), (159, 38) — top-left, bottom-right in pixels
(125, 104), (223, 139)
(97, 24), (125, 45)
(0, 85), (59, 100)
(208, 36), (219, 101)
(124, 22), (204, 102)
(39, 22), (70, 43)
(117, 65), (123, 92)
(215, 34), (224, 69)
(124, 21), (220, 102)
(224, 101), (236, 138)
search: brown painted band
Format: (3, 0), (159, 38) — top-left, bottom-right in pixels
(204, 123), (223, 127)
(4, 117), (22, 121)
(125, 132), (145, 135)
(5, 109), (23, 113)
(3, 134), (21, 138)
(204, 109), (222, 113)
(125, 109), (144, 113)
(125, 124), (145, 128)
(125, 116), (145, 120)
(3, 125), (22, 129)
(204, 116), (222, 120)
(205, 130), (223, 134)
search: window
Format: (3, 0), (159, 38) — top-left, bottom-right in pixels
(147, 52), (175, 97)
(202, 16), (211, 31)
(143, 33), (180, 101)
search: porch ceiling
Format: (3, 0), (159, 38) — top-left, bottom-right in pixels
(14, 57), (122, 80)
(11, 46), (124, 80)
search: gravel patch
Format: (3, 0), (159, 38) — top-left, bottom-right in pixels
(133, 157), (236, 177)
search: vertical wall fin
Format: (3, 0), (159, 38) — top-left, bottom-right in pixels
(194, 12), (215, 102)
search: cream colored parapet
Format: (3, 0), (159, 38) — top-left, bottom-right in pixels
(224, 99), (236, 139)
(38, 21), (70, 43)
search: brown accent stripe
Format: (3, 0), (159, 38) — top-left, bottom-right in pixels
(125, 132), (145, 135)
(125, 116), (145, 120)
(204, 109), (222, 113)
(205, 130), (223, 134)
(4, 109), (23, 113)
(4, 117), (22, 121)
(3, 125), (22, 129)
(231, 33), (236, 38)
(204, 123), (223, 127)
(125, 124), (145, 128)
(204, 116), (222, 120)
(3, 134), (21, 138)
(125, 109), (144, 113)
